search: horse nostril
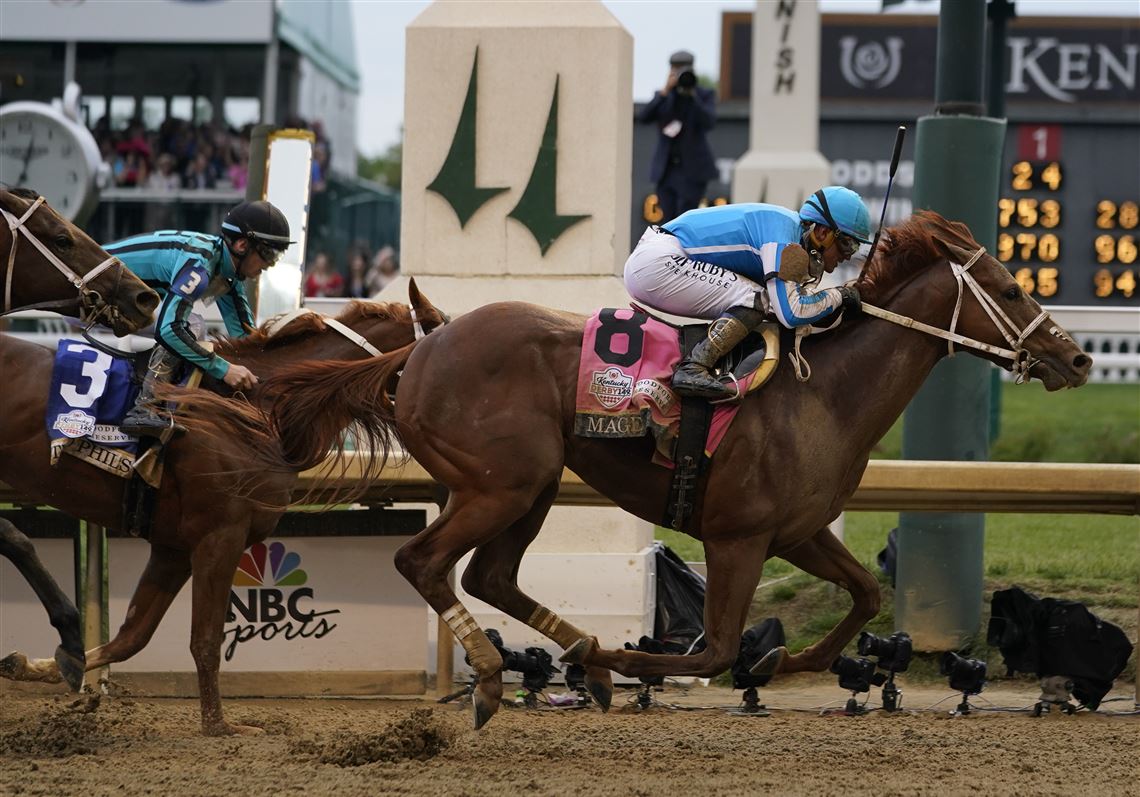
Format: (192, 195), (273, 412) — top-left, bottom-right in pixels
(1073, 354), (1091, 370)
(137, 290), (160, 314)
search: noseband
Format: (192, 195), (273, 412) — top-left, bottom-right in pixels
(0, 195), (126, 328)
(862, 246), (1073, 384)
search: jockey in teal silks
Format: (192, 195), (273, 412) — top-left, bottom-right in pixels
(106, 200), (293, 437)
(623, 186), (872, 400)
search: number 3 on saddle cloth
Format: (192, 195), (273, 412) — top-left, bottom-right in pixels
(45, 340), (195, 488)
(574, 307), (780, 466)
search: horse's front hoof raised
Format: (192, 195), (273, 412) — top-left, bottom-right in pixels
(55, 645), (86, 692)
(749, 645), (787, 677)
(585, 666), (613, 711)
(472, 673), (503, 730)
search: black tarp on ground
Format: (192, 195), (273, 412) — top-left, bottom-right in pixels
(987, 585), (1133, 709)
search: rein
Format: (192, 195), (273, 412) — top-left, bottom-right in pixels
(263, 308), (386, 357)
(0, 196), (125, 328)
(861, 245), (1069, 384)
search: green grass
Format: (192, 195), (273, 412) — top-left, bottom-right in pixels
(871, 380), (1140, 462)
(660, 513), (1139, 587)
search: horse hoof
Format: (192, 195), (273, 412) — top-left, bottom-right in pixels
(749, 645), (787, 677)
(585, 666), (613, 711)
(472, 674), (503, 730)
(0, 651), (27, 680)
(55, 646), (86, 692)
(0, 651), (63, 684)
(558, 637), (596, 666)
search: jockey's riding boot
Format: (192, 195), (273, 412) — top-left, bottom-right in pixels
(120, 348), (181, 439)
(672, 306), (765, 400)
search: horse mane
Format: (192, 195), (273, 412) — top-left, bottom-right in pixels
(857, 210), (980, 306)
(218, 300), (412, 355)
(3, 186), (40, 201)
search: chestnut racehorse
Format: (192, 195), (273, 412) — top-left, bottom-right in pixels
(177, 212), (1092, 729)
(0, 281), (446, 735)
(1, 186), (158, 693)
(1, 188), (157, 332)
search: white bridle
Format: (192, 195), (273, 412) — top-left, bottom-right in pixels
(1, 195), (123, 326)
(861, 245), (1073, 384)
(263, 305), (434, 358)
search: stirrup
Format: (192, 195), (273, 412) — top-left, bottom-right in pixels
(121, 413), (184, 439)
(672, 372), (735, 399)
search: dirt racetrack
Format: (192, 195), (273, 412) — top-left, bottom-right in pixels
(1, 676), (1137, 796)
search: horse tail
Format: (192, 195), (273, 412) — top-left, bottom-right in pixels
(158, 343), (413, 503)
(260, 343), (411, 479)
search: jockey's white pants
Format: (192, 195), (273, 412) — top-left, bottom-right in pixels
(623, 226), (763, 320)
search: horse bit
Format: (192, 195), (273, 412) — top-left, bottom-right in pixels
(0, 195), (126, 328)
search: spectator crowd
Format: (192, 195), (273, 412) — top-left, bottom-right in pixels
(303, 244), (399, 299)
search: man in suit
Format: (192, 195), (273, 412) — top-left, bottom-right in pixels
(639, 50), (718, 223)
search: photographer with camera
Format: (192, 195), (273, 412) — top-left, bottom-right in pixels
(640, 50), (718, 223)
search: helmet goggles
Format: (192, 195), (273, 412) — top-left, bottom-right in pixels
(835, 233), (861, 259)
(252, 237), (288, 265)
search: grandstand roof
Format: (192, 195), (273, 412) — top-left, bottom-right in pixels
(277, 0), (360, 93)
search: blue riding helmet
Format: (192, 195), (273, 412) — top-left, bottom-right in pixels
(799, 186), (873, 244)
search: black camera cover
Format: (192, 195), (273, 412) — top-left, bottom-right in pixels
(732, 617), (786, 689)
(988, 586), (1133, 709)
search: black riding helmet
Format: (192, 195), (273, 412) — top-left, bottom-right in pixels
(221, 200), (294, 264)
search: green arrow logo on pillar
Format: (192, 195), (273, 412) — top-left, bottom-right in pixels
(428, 51), (590, 255)
(426, 48), (509, 228)
(507, 76), (590, 255)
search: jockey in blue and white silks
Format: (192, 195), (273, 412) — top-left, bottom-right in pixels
(105, 200), (293, 438)
(623, 186), (872, 399)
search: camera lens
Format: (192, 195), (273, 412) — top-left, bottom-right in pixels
(677, 69), (697, 90)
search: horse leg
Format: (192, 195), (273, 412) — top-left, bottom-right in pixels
(85, 543), (192, 672)
(752, 527), (881, 677)
(188, 528), (260, 736)
(460, 481), (615, 711)
(0, 517), (84, 690)
(562, 533), (770, 680)
(395, 489), (544, 729)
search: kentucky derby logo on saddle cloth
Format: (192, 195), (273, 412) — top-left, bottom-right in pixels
(574, 308), (777, 463)
(46, 340), (139, 478)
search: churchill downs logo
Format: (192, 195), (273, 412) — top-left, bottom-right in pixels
(839, 36), (904, 89)
(223, 542), (340, 661)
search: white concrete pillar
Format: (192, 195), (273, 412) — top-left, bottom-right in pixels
(400, 0), (633, 314)
(400, 2), (652, 673)
(732, 0), (829, 208)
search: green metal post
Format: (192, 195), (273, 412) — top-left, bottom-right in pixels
(895, 0), (1007, 651)
(986, 0), (1016, 443)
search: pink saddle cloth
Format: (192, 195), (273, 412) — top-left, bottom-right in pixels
(573, 308), (741, 465)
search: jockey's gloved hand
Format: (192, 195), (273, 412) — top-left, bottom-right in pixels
(837, 285), (862, 316)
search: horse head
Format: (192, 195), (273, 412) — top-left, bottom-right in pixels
(0, 187), (158, 333)
(861, 211), (1091, 391)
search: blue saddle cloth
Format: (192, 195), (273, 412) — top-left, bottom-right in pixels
(46, 340), (139, 454)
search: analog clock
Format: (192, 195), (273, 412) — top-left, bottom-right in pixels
(0, 100), (103, 223)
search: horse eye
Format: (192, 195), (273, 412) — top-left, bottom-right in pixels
(1003, 286), (1020, 301)
(54, 234), (72, 249)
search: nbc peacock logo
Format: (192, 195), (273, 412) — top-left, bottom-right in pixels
(224, 541), (340, 661)
(234, 541), (308, 587)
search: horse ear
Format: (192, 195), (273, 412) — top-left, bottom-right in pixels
(408, 276), (423, 307)
(934, 238), (976, 267)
